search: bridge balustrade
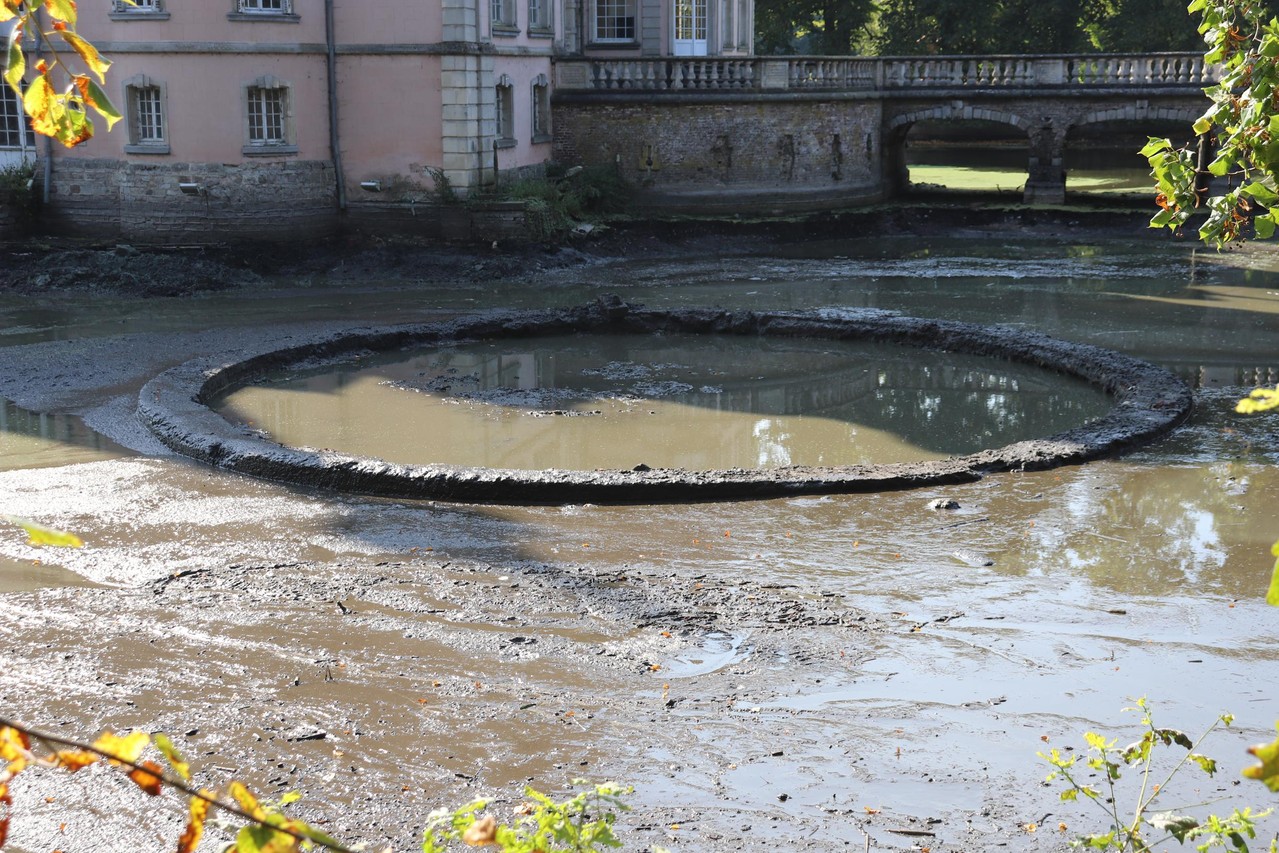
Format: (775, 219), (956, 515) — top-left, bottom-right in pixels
(557, 53), (1218, 92)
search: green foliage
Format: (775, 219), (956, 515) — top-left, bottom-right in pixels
(1146, 0), (1279, 249)
(1, 1), (121, 147)
(1083, 0), (1210, 52)
(424, 167), (460, 205)
(874, 0), (1097, 55)
(1, 718), (634, 853)
(755, 0), (878, 55)
(421, 781), (632, 853)
(489, 165), (631, 241)
(0, 161), (32, 196)
(1040, 699), (1275, 852)
(1244, 725), (1279, 793)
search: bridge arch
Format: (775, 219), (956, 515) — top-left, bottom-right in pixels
(884, 106), (1033, 198)
(1071, 104), (1201, 130)
(1063, 104), (1204, 199)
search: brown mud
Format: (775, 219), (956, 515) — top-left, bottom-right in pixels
(1, 211), (1278, 853)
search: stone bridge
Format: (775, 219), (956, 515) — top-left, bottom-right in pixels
(551, 53), (1215, 209)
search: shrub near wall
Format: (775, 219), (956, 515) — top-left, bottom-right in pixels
(0, 162), (37, 239)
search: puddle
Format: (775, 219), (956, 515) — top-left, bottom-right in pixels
(215, 333), (1113, 471)
(0, 398), (131, 471)
(660, 631), (752, 678)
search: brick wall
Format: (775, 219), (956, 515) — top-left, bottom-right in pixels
(41, 158), (340, 242)
(552, 96), (887, 212)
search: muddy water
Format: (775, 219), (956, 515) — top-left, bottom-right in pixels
(2, 229), (1279, 852)
(215, 334), (1111, 470)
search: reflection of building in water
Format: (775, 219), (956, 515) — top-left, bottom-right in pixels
(0, 399), (112, 449)
(258, 337), (1117, 464)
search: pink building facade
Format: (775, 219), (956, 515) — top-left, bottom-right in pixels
(0, 0), (752, 240)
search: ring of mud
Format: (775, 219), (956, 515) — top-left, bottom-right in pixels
(138, 297), (1193, 504)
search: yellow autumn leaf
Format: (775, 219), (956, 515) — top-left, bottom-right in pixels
(22, 73), (59, 136)
(53, 749), (100, 772)
(92, 730), (150, 765)
(0, 2), (18, 23)
(62, 31), (110, 83)
(229, 780), (269, 821)
(0, 726), (30, 762)
(2, 515), (83, 548)
(43, 0), (77, 28)
(178, 795), (211, 853)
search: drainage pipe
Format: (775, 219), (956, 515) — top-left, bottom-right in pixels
(32, 8), (51, 205)
(324, 0), (347, 211)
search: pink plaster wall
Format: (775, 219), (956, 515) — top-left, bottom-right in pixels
(338, 54), (445, 185)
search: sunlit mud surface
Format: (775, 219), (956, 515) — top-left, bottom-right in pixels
(2, 225), (1279, 852)
(215, 334), (1112, 470)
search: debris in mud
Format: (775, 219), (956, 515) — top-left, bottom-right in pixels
(952, 549), (995, 567)
(929, 498), (961, 510)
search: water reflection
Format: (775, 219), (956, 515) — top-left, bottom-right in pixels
(0, 398), (129, 471)
(216, 334), (1113, 471)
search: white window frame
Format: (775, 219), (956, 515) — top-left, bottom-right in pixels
(528, 0), (552, 32)
(238, 0), (291, 12)
(495, 74), (515, 148)
(110, 0), (170, 20)
(243, 75), (296, 156)
(0, 82), (36, 151)
(531, 74), (550, 143)
(491, 0), (517, 32)
(229, 0), (298, 21)
(592, 0), (636, 42)
(123, 74), (169, 154)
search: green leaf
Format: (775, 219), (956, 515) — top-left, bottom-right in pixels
(1148, 812), (1200, 842)
(152, 734), (190, 781)
(1154, 727), (1194, 749)
(1266, 549), (1279, 607)
(1256, 213), (1278, 239)
(1242, 726), (1279, 792)
(1243, 183), (1279, 205)
(232, 825), (295, 853)
(61, 31), (110, 83)
(43, 0), (77, 28)
(1140, 137), (1172, 158)
(4, 27), (23, 89)
(1188, 752), (1219, 775)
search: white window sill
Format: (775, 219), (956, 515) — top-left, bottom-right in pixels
(242, 144), (298, 157)
(124, 143), (171, 155)
(227, 12), (300, 22)
(110, 10), (171, 20)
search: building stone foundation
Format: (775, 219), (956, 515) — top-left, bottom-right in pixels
(40, 159), (340, 243)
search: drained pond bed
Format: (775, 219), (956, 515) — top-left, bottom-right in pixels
(1, 223), (1278, 853)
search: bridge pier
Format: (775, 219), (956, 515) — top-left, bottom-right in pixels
(1024, 122), (1067, 205)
